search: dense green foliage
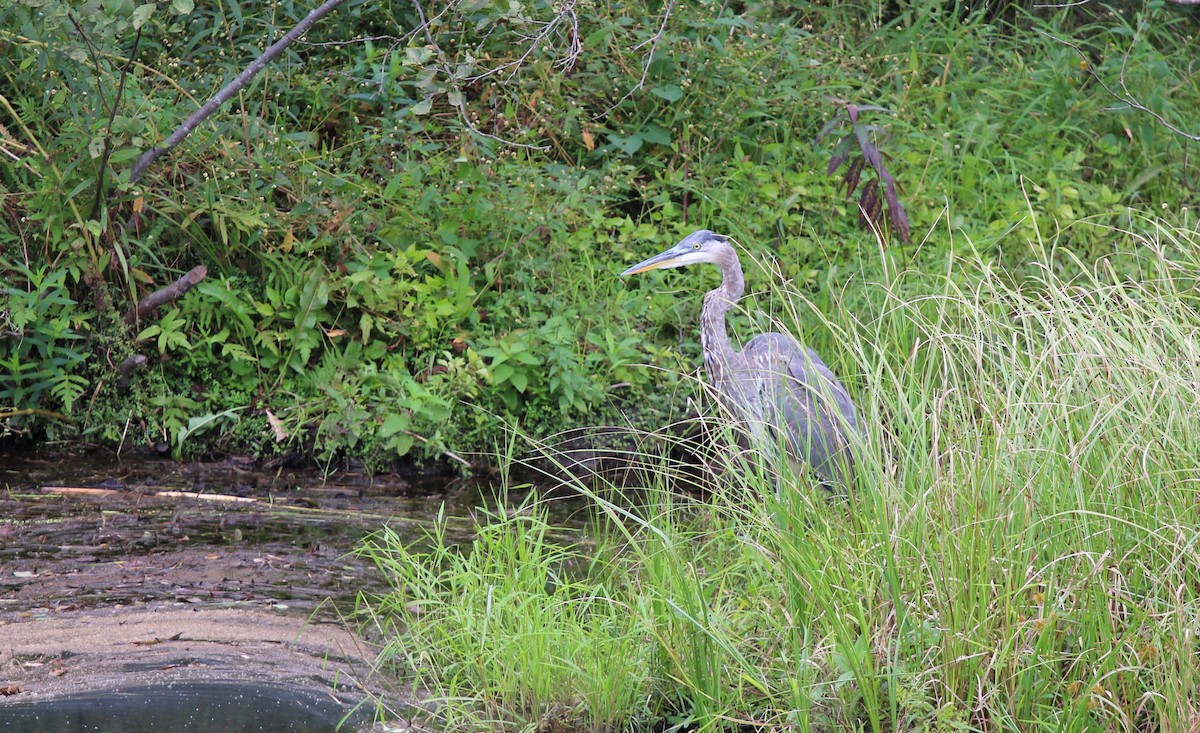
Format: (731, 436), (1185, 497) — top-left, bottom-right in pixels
(5, 0), (1200, 730)
(0, 0), (1196, 466)
(362, 218), (1200, 732)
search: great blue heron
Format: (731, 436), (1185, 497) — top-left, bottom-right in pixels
(621, 229), (861, 488)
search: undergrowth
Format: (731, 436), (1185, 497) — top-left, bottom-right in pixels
(1, 1), (1197, 466)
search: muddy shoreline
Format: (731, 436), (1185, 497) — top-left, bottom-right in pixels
(0, 449), (511, 727)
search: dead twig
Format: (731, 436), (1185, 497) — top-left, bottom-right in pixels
(453, 98), (551, 151)
(154, 491), (259, 503)
(43, 486), (122, 497)
(124, 265), (207, 324)
(601, 0), (676, 117)
(0, 408), (70, 421)
(131, 632), (185, 647)
(467, 0), (582, 83)
(1041, 27), (1200, 143)
(403, 430), (474, 471)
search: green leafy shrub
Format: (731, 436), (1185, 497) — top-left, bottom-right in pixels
(0, 265), (90, 423)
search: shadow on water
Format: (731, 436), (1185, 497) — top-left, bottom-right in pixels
(0, 680), (371, 733)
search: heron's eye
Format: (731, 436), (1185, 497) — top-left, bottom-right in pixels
(692, 242), (701, 250)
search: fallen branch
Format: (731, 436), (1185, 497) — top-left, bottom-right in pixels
(43, 486), (122, 497)
(128, 0), (346, 184)
(124, 265), (207, 324)
(0, 408), (70, 421)
(154, 491), (258, 503)
(132, 632), (185, 646)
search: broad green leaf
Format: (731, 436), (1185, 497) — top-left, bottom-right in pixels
(639, 124), (672, 146)
(650, 85), (683, 102)
(387, 433), (414, 456)
(510, 371), (528, 393)
(617, 135), (642, 154)
(130, 3), (155, 28)
(493, 363), (515, 384)
(405, 46), (434, 66)
(380, 412), (411, 437)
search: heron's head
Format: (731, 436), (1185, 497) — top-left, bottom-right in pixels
(620, 230), (732, 276)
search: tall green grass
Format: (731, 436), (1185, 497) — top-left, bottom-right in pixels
(360, 213), (1200, 733)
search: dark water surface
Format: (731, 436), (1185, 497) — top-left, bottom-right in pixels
(0, 681), (371, 733)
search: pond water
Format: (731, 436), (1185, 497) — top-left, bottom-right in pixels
(0, 681), (371, 733)
(0, 448), (592, 732)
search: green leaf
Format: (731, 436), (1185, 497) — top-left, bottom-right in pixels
(410, 98), (433, 116)
(130, 3), (155, 28)
(88, 136), (106, 159)
(387, 432), (415, 456)
(510, 371), (528, 393)
(650, 85), (683, 102)
(380, 412), (411, 437)
(171, 0), (195, 13)
(493, 363), (515, 384)
(639, 124), (672, 146)
(616, 134), (642, 154)
(406, 46), (435, 65)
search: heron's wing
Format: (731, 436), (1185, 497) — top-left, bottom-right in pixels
(743, 334), (860, 486)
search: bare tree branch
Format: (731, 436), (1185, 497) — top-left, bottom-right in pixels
(117, 354), (148, 393)
(129, 0), (346, 184)
(1041, 27), (1200, 143)
(411, 0), (435, 45)
(297, 34), (410, 48)
(401, 429), (475, 471)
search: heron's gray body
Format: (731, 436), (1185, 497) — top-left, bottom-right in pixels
(624, 230), (860, 488)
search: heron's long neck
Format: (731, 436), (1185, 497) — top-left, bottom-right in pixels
(700, 249), (743, 383)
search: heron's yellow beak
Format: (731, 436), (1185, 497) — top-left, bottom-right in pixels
(620, 246), (686, 276)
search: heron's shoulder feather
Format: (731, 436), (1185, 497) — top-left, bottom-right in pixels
(742, 332), (859, 429)
(742, 332), (831, 377)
